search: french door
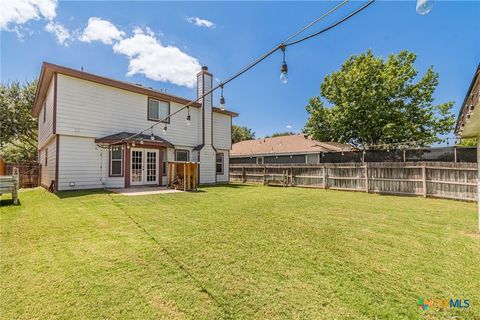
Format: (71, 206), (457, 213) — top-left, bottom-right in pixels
(131, 148), (159, 186)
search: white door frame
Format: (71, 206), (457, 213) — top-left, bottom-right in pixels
(130, 148), (159, 186)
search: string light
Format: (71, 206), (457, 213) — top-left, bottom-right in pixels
(279, 45), (288, 84)
(219, 85), (226, 110)
(150, 128), (155, 141)
(186, 107), (191, 126)
(140, 137), (144, 145)
(132, 141), (136, 147)
(162, 125), (168, 135)
(101, 1), (374, 148)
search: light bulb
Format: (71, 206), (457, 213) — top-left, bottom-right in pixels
(162, 126), (167, 135)
(140, 138), (144, 145)
(416, 0), (433, 15)
(150, 133), (155, 141)
(280, 62), (288, 84)
(186, 115), (191, 126)
(220, 96), (225, 111)
(132, 141), (136, 147)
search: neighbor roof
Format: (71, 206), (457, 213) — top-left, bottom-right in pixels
(231, 134), (351, 157)
(32, 62), (238, 117)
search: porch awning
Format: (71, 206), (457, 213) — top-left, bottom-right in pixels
(95, 132), (174, 148)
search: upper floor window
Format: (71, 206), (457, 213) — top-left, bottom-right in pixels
(43, 102), (46, 123)
(256, 156), (264, 165)
(148, 98), (170, 123)
(175, 149), (189, 162)
(216, 152), (224, 174)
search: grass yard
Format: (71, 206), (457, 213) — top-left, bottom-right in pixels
(1, 185), (479, 319)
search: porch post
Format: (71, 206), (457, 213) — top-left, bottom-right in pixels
(124, 144), (130, 188)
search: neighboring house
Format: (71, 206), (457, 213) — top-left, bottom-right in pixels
(230, 134), (350, 164)
(454, 63), (480, 233)
(455, 63), (480, 138)
(32, 62), (238, 191)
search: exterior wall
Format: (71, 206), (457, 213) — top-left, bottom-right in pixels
(199, 145), (216, 184)
(38, 78), (55, 147)
(39, 136), (56, 188)
(213, 113), (231, 150)
(56, 74), (201, 147)
(57, 135), (105, 190)
(216, 150), (230, 183)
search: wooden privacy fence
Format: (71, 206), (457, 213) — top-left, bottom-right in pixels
(230, 162), (478, 201)
(4, 163), (41, 189)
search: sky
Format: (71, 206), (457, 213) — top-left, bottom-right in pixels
(1, 0), (479, 143)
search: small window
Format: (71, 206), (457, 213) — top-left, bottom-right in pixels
(216, 153), (224, 175)
(45, 148), (48, 166)
(43, 102), (46, 123)
(162, 152), (167, 175)
(110, 146), (123, 176)
(256, 156), (263, 165)
(306, 154), (319, 164)
(175, 150), (189, 162)
(148, 98), (170, 123)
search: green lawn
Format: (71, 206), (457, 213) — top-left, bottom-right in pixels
(1, 185), (479, 319)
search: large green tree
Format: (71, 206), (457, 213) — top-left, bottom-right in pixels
(0, 80), (38, 162)
(232, 125), (255, 144)
(303, 50), (455, 148)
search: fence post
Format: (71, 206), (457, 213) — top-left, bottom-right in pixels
(422, 163), (427, 197)
(364, 164), (369, 193)
(263, 166), (266, 185)
(323, 166), (328, 189)
(242, 166), (246, 183)
(290, 167), (294, 186)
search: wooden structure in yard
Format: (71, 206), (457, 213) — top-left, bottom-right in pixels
(167, 161), (199, 191)
(230, 162), (478, 202)
(4, 163), (41, 188)
(0, 167), (20, 204)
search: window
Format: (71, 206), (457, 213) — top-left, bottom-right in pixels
(148, 98), (170, 123)
(162, 151), (167, 176)
(110, 146), (123, 176)
(43, 102), (46, 123)
(45, 148), (48, 166)
(256, 156), (263, 164)
(175, 149), (189, 162)
(306, 154), (319, 164)
(216, 152), (224, 175)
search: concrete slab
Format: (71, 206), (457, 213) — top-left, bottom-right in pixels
(108, 186), (183, 196)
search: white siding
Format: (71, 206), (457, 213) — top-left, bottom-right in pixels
(40, 137), (56, 188)
(58, 135), (113, 190)
(216, 149), (229, 183)
(38, 78), (55, 147)
(199, 145), (216, 184)
(56, 74), (201, 147)
(213, 113), (231, 150)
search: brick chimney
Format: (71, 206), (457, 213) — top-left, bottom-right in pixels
(196, 66), (216, 183)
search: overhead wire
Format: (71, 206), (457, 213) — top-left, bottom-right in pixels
(103, 0), (374, 148)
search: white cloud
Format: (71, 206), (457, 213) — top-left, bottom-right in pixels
(79, 17), (125, 45)
(45, 21), (71, 45)
(0, 0), (57, 30)
(286, 124), (293, 129)
(113, 27), (201, 88)
(186, 16), (215, 28)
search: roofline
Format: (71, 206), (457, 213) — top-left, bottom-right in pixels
(32, 62), (238, 117)
(231, 151), (338, 158)
(455, 63), (480, 135)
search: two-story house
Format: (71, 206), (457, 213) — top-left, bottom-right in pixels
(32, 62), (238, 191)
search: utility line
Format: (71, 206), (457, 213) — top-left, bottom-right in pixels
(105, 0), (374, 147)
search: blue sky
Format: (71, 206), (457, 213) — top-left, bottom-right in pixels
(1, 1), (479, 142)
